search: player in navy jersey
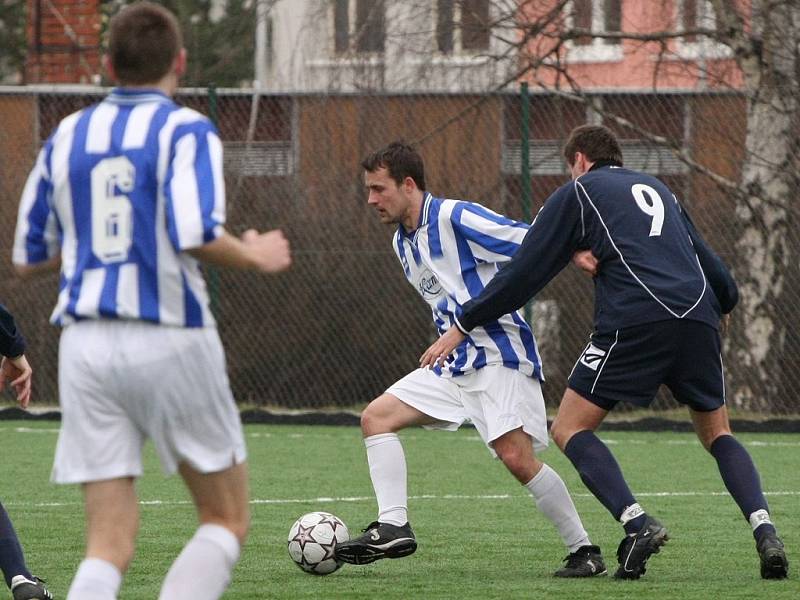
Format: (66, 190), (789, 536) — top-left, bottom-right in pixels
(335, 142), (606, 578)
(0, 304), (52, 600)
(421, 125), (788, 580)
(13, 4), (290, 600)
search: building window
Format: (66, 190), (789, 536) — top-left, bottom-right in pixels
(571, 0), (621, 44)
(566, 0), (623, 61)
(436, 0), (490, 54)
(677, 0), (730, 59)
(333, 0), (385, 54)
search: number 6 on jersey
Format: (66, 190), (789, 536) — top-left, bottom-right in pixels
(91, 156), (135, 263)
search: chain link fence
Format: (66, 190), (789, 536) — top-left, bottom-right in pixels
(1, 86), (796, 414)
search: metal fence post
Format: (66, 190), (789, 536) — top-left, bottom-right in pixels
(520, 82), (533, 324)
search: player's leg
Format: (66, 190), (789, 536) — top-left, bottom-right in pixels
(691, 407), (788, 579)
(158, 462), (249, 600)
(492, 428), (605, 577)
(0, 501), (52, 600)
(57, 322), (145, 600)
(553, 325), (679, 579)
(670, 320), (787, 579)
(552, 389), (668, 580)
(66, 478), (139, 600)
(337, 369), (457, 564)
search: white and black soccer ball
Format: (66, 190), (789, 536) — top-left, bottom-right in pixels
(287, 511), (350, 575)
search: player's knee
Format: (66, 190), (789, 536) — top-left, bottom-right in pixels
(549, 418), (571, 450)
(202, 510), (250, 544)
(360, 397), (391, 436)
(496, 444), (527, 477)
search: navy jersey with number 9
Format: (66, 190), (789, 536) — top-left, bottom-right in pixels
(456, 164), (738, 334)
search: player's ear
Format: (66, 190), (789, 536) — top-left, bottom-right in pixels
(103, 55), (116, 83)
(174, 48), (187, 78)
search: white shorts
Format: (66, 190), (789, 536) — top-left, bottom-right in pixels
(386, 366), (549, 455)
(53, 320), (246, 484)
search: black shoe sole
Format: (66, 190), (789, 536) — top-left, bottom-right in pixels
(760, 551), (789, 579)
(614, 526), (669, 580)
(336, 539), (417, 565)
(554, 566), (608, 578)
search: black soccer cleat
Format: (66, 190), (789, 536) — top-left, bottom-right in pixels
(757, 532), (789, 579)
(554, 544), (607, 578)
(614, 516), (669, 580)
(334, 521), (417, 565)
(11, 575), (53, 600)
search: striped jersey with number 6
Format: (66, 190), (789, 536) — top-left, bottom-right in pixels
(14, 88), (225, 328)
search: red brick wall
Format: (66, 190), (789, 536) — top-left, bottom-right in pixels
(25, 0), (102, 84)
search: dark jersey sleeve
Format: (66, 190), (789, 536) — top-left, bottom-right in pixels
(0, 303), (26, 358)
(456, 184), (584, 332)
(680, 206), (739, 314)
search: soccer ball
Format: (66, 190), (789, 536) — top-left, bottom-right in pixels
(287, 511), (350, 575)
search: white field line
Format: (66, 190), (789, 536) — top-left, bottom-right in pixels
(8, 490), (800, 509)
(3, 427), (800, 447)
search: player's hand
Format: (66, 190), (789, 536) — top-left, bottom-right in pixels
(572, 250), (598, 277)
(0, 354), (32, 409)
(419, 326), (466, 369)
(720, 313), (731, 335)
(242, 229), (292, 273)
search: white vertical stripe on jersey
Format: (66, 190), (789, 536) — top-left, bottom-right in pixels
(13, 150), (46, 265)
(74, 267), (104, 317)
(85, 103), (119, 154)
(122, 102), (160, 150)
(208, 131), (226, 235)
(116, 263), (140, 319)
(171, 134), (204, 249)
(155, 107), (208, 325)
(49, 112), (82, 326)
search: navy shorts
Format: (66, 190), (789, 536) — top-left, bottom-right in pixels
(567, 319), (725, 412)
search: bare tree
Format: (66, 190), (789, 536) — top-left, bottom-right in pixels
(500, 0), (799, 410)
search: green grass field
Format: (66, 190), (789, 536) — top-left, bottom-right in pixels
(0, 422), (797, 599)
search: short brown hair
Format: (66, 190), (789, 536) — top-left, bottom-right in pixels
(563, 125), (623, 166)
(108, 2), (183, 85)
(361, 141), (426, 191)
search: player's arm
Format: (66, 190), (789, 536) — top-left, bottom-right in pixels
(450, 202), (529, 263)
(13, 142), (61, 279)
(14, 255), (61, 280)
(679, 204), (738, 313)
(166, 121), (291, 274)
(421, 187), (583, 367)
(0, 304), (32, 408)
(187, 229), (291, 273)
(455, 186), (584, 332)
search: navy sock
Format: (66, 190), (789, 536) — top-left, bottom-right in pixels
(0, 502), (32, 588)
(709, 435), (776, 542)
(563, 430), (644, 533)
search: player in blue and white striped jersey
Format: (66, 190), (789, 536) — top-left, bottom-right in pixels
(13, 4), (290, 600)
(422, 125), (788, 580)
(335, 142), (606, 578)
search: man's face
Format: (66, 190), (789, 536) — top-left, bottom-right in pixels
(365, 167), (409, 225)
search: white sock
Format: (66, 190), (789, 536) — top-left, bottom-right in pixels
(158, 524), (241, 600)
(66, 558), (122, 600)
(525, 464), (591, 553)
(365, 433), (408, 526)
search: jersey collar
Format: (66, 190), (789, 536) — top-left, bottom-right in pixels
(399, 192), (433, 241)
(106, 88), (172, 105)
